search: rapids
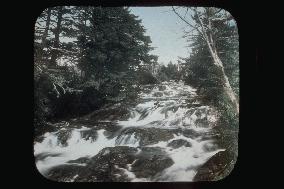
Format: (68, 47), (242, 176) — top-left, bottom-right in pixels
(34, 80), (224, 182)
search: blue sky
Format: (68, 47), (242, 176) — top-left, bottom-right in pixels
(129, 7), (191, 65)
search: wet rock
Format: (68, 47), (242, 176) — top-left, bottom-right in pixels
(158, 85), (167, 91)
(167, 139), (192, 148)
(137, 109), (150, 120)
(56, 129), (73, 146)
(131, 147), (174, 179)
(153, 91), (163, 97)
(46, 146), (138, 182)
(45, 146), (174, 182)
(46, 164), (85, 182)
(139, 146), (166, 155)
(181, 129), (201, 139)
(79, 128), (98, 142)
(83, 103), (131, 121)
(117, 127), (175, 146)
(193, 150), (236, 181)
(76, 146), (138, 182)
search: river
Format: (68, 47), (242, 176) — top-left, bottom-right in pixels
(34, 80), (225, 182)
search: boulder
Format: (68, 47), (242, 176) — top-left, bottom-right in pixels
(193, 150), (236, 181)
(131, 147), (174, 179)
(167, 139), (192, 148)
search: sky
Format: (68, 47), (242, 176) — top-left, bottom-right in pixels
(129, 7), (191, 65)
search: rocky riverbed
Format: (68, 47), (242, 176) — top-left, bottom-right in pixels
(34, 81), (236, 182)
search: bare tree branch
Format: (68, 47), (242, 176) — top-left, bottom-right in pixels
(172, 7), (201, 34)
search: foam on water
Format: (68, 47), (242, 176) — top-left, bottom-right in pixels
(146, 134), (224, 181)
(34, 128), (117, 174)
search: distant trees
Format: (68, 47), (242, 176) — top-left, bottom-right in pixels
(156, 61), (181, 81)
(173, 7), (239, 115)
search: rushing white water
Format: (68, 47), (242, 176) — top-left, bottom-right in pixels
(145, 134), (224, 181)
(34, 128), (117, 174)
(34, 80), (222, 181)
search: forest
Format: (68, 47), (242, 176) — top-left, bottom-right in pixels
(34, 6), (239, 182)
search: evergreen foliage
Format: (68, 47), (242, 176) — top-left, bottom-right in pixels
(34, 6), (157, 129)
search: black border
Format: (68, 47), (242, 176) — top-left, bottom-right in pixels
(24, 0), (258, 188)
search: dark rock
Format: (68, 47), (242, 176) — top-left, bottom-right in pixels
(46, 146), (138, 182)
(193, 150), (236, 181)
(83, 103), (131, 121)
(139, 147), (166, 156)
(181, 129), (202, 139)
(75, 146), (139, 182)
(45, 146), (174, 182)
(117, 127), (175, 146)
(153, 92), (163, 97)
(158, 85), (167, 91)
(34, 122), (58, 143)
(131, 147), (174, 179)
(46, 164), (85, 182)
(56, 129), (73, 146)
(79, 128), (98, 142)
(167, 139), (192, 148)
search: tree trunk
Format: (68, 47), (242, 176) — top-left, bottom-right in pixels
(39, 8), (51, 63)
(197, 8), (239, 114)
(215, 57), (239, 114)
(41, 8), (51, 50)
(50, 7), (63, 68)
